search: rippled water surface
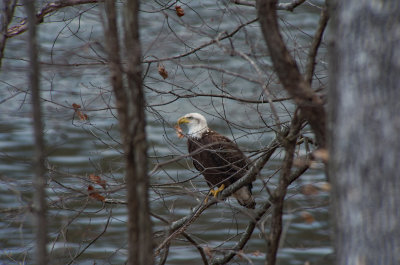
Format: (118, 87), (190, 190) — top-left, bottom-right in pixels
(0, 1), (331, 264)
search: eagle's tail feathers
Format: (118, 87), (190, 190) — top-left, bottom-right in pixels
(233, 186), (256, 209)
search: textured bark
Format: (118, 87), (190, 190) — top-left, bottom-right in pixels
(123, 0), (154, 264)
(328, 1), (400, 265)
(265, 113), (303, 265)
(104, 0), (153, 264)
(24, 0), (48, 264)
(256, 0), (326, 148)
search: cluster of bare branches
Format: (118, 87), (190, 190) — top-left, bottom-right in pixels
(0, 0), (331, 264)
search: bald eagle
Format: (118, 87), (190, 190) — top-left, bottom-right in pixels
(177, 113), (256, 209)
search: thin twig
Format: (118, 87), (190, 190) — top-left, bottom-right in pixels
(182, 232), (209, 265)
(7, 0), (100, 38)
(305, 6), (329, 85)
(0, 0), (17, 67)
(154, 137), (281, 257)
(233, 0), (306, 11)
(66, 209), (112, 265)
(266, 113), (303, 265)
(256, 0), (326, 147)
(211, 163), (309, 265)
(143, 18), (258, 64)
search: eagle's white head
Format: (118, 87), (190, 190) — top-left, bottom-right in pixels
(177, 113), (209, 139)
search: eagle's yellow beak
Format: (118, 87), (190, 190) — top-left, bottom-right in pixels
(177, 116), (190, 125)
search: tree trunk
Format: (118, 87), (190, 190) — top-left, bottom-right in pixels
(104, 0), (153, 263)
(328, 1), (400, 264)
(122, 0), (153, 264)
(24, 0), (48, 264)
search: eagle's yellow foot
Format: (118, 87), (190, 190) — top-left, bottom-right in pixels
(210, 184), (225, 198)
(204, 184), (225, 204)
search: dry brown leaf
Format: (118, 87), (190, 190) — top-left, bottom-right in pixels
(175, 5), (184, 17)
(203, 246), (213, 259)
(300, 211), (315, 224)
(88, 185), (105, 202)
(293, 157), (310, 168)
(301, 184), (319, 196)
(158, 64), (168, 79)
(313, 148), (329, 162)
(89, 174), (107, 190)
(77, 110), (88, 121)
(72, 103), (89, 121)
(319, 182), (331, 192)
(72, 103), (81, 110)
(175, 124), (184, 139)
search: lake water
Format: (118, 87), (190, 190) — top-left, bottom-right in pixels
(0, 1), (331, 264)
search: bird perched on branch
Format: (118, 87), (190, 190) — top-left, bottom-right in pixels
(176, 113), (255, 209)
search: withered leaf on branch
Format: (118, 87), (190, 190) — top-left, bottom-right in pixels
(89, 174), (107, 189)
(301, 184), (319, 196)
(77, 111), (88, 121)
(251, 250), (262, 257)
(175, 5), (184, 17)
(72, 103), (89, 121)
(300, 211), (315, 224)
(88, 185), (105, 202)
(72, 103), (81, 110)
(203, 246), (213, 259)
(158, 64), (168, 79)
(312, 148), (329, 163)
(319, 182), (331, 192)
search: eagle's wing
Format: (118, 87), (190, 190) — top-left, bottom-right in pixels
(188, 131), (255, 208)
(205, 131), (249, 182)
(207, 132), (255, 208)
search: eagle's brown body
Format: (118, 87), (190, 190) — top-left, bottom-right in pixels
(178, 112), (256, 209)
(188, 130), (250, 187)
(187, 130), (255, 209)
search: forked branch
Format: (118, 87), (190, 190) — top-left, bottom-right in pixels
(256, 0), (327, 147)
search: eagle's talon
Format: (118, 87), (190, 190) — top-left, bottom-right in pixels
(204, 184), (225, 204)
(215, 184), (225, 198)
(210, 184), (225, 198)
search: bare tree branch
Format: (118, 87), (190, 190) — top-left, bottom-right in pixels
(143, 18), (258, 64)
(233, 0), (306, 11)
(155, 136), (281, 258)
(305, 6), (329, 85)
(66, 209), (112, 265)
(266, 113), (304, 265)
(212, 163), (309, 265)
(7, 0), (100, 38)
(256, 0), (327, 147)
(0, 0), (16, 68)
(182, 233), (210, 265)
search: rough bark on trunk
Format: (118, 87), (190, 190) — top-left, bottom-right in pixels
(103, 0), (153, 264)
(328, 1), (400, 264)
(24, 0), (48, 264)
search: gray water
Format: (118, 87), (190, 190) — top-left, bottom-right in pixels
(0, 1), (331, 264)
